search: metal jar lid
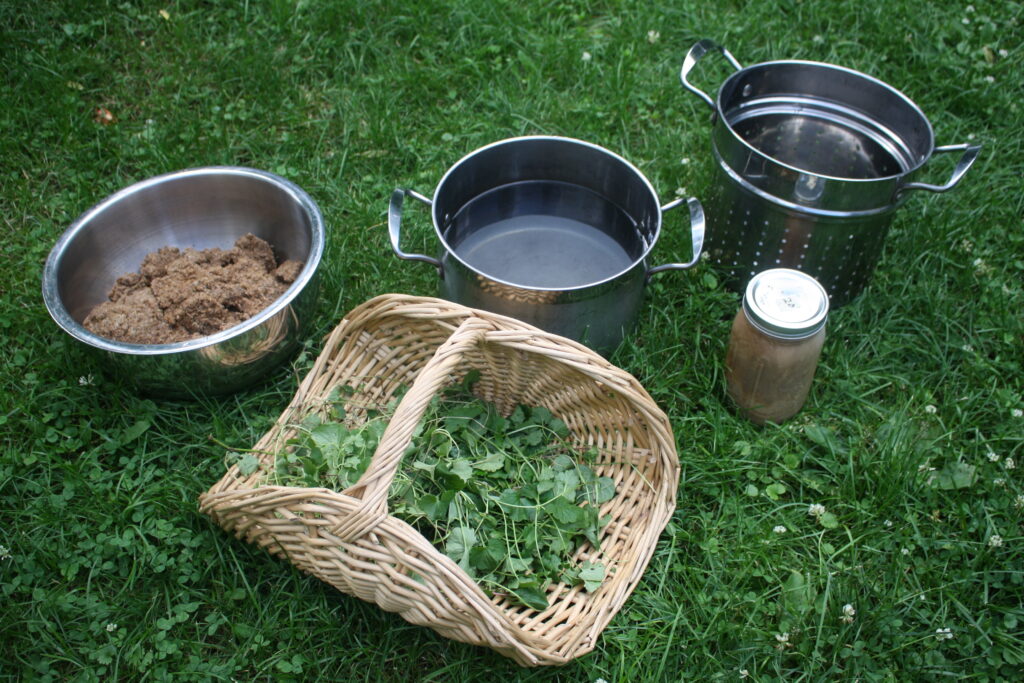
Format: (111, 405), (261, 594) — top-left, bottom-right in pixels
(742, 268), (829, 339)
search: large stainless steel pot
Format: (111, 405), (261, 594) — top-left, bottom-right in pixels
(388, 136), (705, 352)
(681, 40), (981, 307)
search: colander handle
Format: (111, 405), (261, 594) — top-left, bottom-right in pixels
(680, 39), (743, 110)
(647, 197), (706, 278)
(388, 188), (444, 277)
(900, 143), (982, 194)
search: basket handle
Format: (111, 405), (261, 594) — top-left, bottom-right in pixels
(647, 197), (706, 278)
(900, 143), (982, 195)
(389, 188), (444, 277)
(329, 317), (493, 540)
(680, 39), (742, 111)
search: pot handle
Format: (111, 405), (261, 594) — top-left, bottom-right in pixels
(647, 197), (706, 278)
(681, 39), (743, 111)
(899, 143), (982, 195)
(388, 188), (443, 276)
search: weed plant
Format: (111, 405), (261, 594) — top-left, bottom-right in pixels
(1, 0), (1021, 680)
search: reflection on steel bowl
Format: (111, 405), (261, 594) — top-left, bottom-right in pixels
(42, 166), (325, 398)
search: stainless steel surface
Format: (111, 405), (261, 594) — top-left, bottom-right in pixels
(743, 268), (829, 340)
(42, 167), (325, 397)
(647, 197), (706, 276)
(389, 136), (704, 352)
(681, 39), (981, 306)
(388, 188), (442, 274)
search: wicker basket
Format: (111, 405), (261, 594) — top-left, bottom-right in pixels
(199, 294), (679, 666)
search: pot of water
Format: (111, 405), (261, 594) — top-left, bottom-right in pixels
(388, 136), (704, 353)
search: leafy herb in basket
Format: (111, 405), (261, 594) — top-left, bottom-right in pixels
(263, 372), (617, 610)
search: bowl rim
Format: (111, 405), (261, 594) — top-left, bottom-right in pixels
(41, 166), (325, 356)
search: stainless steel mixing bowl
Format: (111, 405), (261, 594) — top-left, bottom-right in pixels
(42, 167), (325, 397)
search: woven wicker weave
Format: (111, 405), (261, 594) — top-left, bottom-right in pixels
(199, 294), (679, 666)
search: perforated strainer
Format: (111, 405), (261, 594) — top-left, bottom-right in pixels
(681, 39), (981, 306)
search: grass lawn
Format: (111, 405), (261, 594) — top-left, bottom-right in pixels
(2, 0), (1022, 680)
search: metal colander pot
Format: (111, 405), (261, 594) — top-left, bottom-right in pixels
(682, 39), (981, 306)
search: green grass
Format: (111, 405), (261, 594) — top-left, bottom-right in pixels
(2, 0), (1022, 680)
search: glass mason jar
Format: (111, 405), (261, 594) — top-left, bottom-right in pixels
(725, 268), (829, 425)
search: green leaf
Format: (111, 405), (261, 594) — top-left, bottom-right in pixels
(782, 570), (816, 615)
(579, 561), (605, 592)
(417, 491), (455, 521)
(551, 454), (576, 472)
(459, 369), (481, 393)
(120, 420), (150, 444)
(531, 406), (554, 424)
(449, 458), (474, 482)
(591, 477), (616, 504)
(764, 482), (787, 500)
(549, 498), (585, 525)
(508, 581), (549, 611)
(928, 461), (977, 490)
(549, 418), (570, 438)
(444, 526), (478, 570)
(473, 451), (505, 472)
(237, 454), (259, 476)
(803, 425), (847, 455)
(819, 512), (839, 529)
(503, 556), (531, 574)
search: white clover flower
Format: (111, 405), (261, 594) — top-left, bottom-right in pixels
(739, 670), (750, 680)
(935, 627), (954, 640)
(843, 604), (856, 617)
(901, 547), (911, 556)
(884, 519), (894, 528)
(773, 525), (787, 534)
(988, 535), (1004, 548)
(775, 632), (790, 644)
(582, 51), (592, 62)
(966, 4), (975, 12)
(925, 405), (937, 414)
(595, 678), (608, 683)
(999, 48), (1009, 58)
(1015, 494), (1024, 509)
(1004, 458), (1015, 470)
(1012, 408), (1023, 418)
(962, 17), (971, 24)
(808, 503), (826, 518)
(680, 157), (690, 165)
(988, 451), (1001, 463)
(985, 75), (995, 84)
(647, 30), (660, 44)
(106, 622), (118, 632)
(812, 34), (824, 44)
(962, 343), (975, 352)
(79, 374), (94, 386)
(674, 187), (688, 197)
(993, 478), (1006, 487)
(0, 545), (10, 560)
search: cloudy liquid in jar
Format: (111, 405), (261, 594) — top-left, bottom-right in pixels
(725, 269), (829, 425)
